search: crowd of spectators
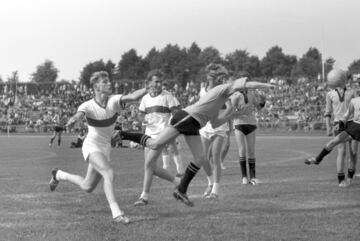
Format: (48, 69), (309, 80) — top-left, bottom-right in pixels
(1, 77), (356, 134)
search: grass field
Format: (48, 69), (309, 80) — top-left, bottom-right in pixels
(0, 134), (359, 241)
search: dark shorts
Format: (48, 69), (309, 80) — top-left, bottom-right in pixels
(234, 124), (257, 136)
(333, 121), (345, 136)
(54, 126), (65, 132)
(345, 121), (360, 141)
(170, 110), (200, 136)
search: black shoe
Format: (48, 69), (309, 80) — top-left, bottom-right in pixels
(49, 168), (59, 191)
(173, 189), (194, 207)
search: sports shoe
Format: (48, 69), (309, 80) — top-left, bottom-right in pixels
(249, 178), (259, 185)
(304, 157), (318, 165)
(133, 198), (148, 206)
(338, 180), (349, 188)
(205, 193), (218, 199)
(113, 214), (131, 224)
(242, 177), (249, 185)
(173, 189), (194, 207)
(203, 184), (213, 197)
(49, 168), (59, 191)
(220, 163), (226, 170)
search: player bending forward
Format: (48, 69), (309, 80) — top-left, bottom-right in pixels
(49, 71), (148, 224)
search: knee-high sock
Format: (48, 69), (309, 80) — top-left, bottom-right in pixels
(315, 148), (331, 164)
(239, 156), (247, 178)
(248, 158), (256, 179)
(177, 162), (200, 194)
(120, 132), (150, 146)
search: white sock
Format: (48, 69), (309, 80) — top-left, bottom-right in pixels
(212, 182), (219, 195)
(109, 202), (123, 218)
(162, 155), (171, 169)
(173, 176), (181, 186)
(173, 155), (184, 174)
(140, 192), (149, 200)
(56, 170), (69, 181)
(207, 175), (213, 186)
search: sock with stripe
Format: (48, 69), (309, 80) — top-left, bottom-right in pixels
(348, 169), (355, 179)
(337, 172), (345, 183)
(120, 132), (150, 146)
(239, 156), (247, 178)
(248, 158), (256, 179)
(177, 162), (200, 194)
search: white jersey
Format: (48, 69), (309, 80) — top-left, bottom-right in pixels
(345, 97), (360, 123)
(325, 88), (356, 122)
(78, 95), (123, 146)
(139, 90), (180, 137)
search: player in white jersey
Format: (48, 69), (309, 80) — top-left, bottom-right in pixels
(199, 67), (231, 199)
(49, 71), (148, 224)
(305, 69), (358, 186)
(231, 72), (266, 186)
(133, 70), (182, 206)
(119, 64), (274, 206)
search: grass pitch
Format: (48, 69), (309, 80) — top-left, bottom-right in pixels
(0, 134), (359, 241)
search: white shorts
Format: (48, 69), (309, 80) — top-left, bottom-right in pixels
(199, 128), (228, 140)
(82, 139), (111, 162)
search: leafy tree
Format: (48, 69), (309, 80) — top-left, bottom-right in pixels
(143, 47), (161, 71)
(292, 47), (322, 79)
(225, 49), (261, 77)
(348, 59), (360, 74)
(260, 46), (296, 78)
(158, 44), (187, 80)
(80, 59), (116, 87)
(199, 46), (222, 66)
(117, 49), (145, 80)
(7, 71), (20, 83)
(31, 60), (58, 83)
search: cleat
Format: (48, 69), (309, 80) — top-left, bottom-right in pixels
(113, 214), (131, 224)
(242, 177), (249, 185)
(304, 157), (318, 165)
(339, 180), (349, 188)
(220, 163), (226, 170)
(249, 178), (260, 185)
(133, 198), (148, 207)
(49, 168), (59, 191)
(173, 189), (194, 207)
(203, 185), (213, 197)
(205, 193), (219, 200)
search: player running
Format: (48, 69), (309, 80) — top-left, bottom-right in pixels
(49, 71), (148, 224)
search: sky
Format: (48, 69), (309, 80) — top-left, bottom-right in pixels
(0, 0), (359, 82)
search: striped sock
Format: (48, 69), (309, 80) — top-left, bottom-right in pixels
(348, 169), (355, 179)
(248, 158), (256, 179)
(239, 156), (247, 178)
(337, 173), (345, 183)
(178, 162), (200, 194)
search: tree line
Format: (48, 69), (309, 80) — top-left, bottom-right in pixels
(2, 42), (360, 88)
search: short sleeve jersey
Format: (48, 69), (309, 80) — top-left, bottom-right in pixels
(139, 90), (180, 136)
(325, 88), (356, 122)
(185, 79), (246, 128)
(77, 95), (122, 145)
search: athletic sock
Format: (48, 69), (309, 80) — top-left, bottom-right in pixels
(211, 182), (219, 195)
(337, 173), (345, 183)
(109, 202), (123, 218)
(177, 162), (200, 194)
(239, 156), (247, 178)
(173, 176), (181, 186)
(162, 155), (171, 169)
(348, 169), (355, 179)
(315, 148), (331, 164)
(56, 170), (69, 181)
(120, 132), (150, 146)
(58, 140), (61, 146)
(248, 158), (256, 179)
(140, 192), (149, 200)
(206, 175), (213, 186)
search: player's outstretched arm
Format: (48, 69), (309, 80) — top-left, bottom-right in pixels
(230, 77), (275, 93)
(121, 88), (148, 103)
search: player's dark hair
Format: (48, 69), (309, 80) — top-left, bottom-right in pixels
(90, 71), (109, 87)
